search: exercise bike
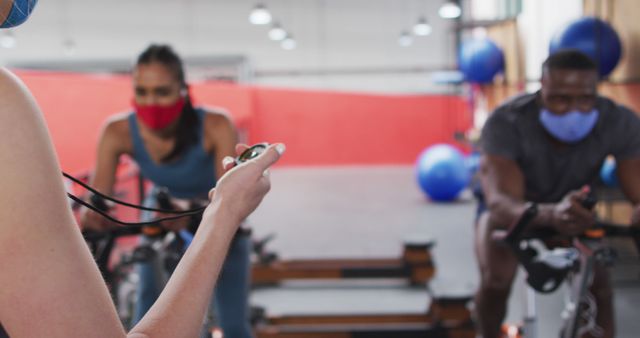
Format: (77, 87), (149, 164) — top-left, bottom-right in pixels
(81, 188), (196, 329)
(497, 200), (640, 338)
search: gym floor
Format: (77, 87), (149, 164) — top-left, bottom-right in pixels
(250, 166), (640, 337)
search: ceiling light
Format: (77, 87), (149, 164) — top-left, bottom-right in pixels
(413, 17), (432, 36)
(269, 23), (287, 41)
(398, 30), (413, 47)
(281, 35), (296, 50)
(0, 31), (16, 49)
(63, 39), (76, 56)
(249, 4), (272, 25)
(439, 1), (461, 19)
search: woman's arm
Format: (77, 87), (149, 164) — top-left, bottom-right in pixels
(80, 117), (129, 230)
(92, 119), (129, 196)
(0, 67), (284, 337)
(0, 68), (126, 337)
(204, 110), (238, 181)
(128, 143), (283, 338)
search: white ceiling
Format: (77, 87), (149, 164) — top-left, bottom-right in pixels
(1, 0), (461, 93)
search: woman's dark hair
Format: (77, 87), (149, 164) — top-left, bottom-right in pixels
(136, 44), (199, 163)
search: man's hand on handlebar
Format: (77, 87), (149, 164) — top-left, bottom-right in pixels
(551, 189), (596, 237)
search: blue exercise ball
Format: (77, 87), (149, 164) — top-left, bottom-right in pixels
(550, 17), (622, 77)
(416, 144), (470, 202)
(458, 38), (505, 83)
(599, 158), (618, 187)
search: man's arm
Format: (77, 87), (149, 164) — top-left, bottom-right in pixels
(479, 154), (527, 229)
(615, 158), (640, 225)
(609, 105), (640, 226)
(481, 154), (593, 235)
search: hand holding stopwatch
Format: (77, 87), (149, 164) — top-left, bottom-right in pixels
(235, 143), (269, 165)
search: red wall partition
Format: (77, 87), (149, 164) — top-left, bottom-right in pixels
(15, 71), (132, 174)
(13, 70), (471, 174)
(250, 87), (470, 166)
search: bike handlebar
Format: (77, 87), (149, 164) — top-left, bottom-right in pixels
(494, 200), (639, 293)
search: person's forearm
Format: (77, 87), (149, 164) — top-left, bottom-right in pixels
(631, 203), (640, 226)
(128, 203), (238, 338)
(485, 193), (556, 231)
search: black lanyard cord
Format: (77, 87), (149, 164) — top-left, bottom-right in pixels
(67, 192), (205, 227)
(63, 171), (207, 215)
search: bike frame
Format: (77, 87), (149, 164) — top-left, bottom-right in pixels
(513, 223), (638, 338)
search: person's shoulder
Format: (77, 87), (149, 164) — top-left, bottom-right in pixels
(0, 67), (27, 87)
(493, 92), (537, 116)
(200, 106), (234, 130)
(0, 68), (46, 133)
(198, 107), (236, 150)
(0, 68), (35, 112)
(595, 95), (618, 111)
(103, 112), (132, 136)
(100, 113), (133, 153)
(0, 68), (24, 90)
(487, 92), (537, 126)
(596, 96), (640, 123)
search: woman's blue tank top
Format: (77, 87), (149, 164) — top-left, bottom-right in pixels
(128, 108), (216, 199)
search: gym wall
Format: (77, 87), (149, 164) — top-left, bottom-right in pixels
(584, 0), (640, 82)
(15, 70), (471, 174)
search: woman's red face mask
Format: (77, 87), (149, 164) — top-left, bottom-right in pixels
(133, 96), (186, 130)
(132, 62), (187, 130)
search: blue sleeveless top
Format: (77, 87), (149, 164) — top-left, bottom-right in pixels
(128, 108), (216, 199)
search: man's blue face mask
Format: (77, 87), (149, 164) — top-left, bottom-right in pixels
(539, 108), (599, 144)
(1, 0), (38, 28)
